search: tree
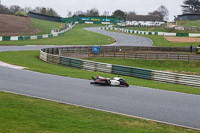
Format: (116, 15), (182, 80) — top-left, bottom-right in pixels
(74, 10), (86, 16)
(112, 10), (126, 20)
(102, 11), (109, 16)
(126, 11), (136, 21)
(10, 5), (21, 14)
(181, 0), (200, 13)
(24, 7), (32, 13)
(67, 11), (72, 17)
(86, 8), (99, 16)
(148, 5), (169, 21)
(157, 5), (169, 21)
(0, 4), (10, 14)
(40, 7), (47, 15)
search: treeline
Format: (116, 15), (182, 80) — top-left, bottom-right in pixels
(69, 5), (169, 21)
(0, 4), (59, 17)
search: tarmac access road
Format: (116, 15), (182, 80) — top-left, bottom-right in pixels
(0, 27), (200, 130)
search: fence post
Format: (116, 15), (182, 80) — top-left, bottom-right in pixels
(88, 51), (90, 58)
(124, 50), (127, 59)
(166, 53), (169, 60)
(178, 54), (179, 60)
(188, 54), (190, 61)
(145, 52), (148, 60)
(59, 49), (61, 57)
(103, 50), (105, 57)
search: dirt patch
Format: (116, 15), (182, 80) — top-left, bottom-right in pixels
(165, 36), (200, 43)
(0, 14), (40, 36)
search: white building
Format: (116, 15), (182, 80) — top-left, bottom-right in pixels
(125, 15), (165, 26)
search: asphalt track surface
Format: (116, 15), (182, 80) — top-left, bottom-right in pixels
(0, 28), (200, 130)
(84, 27), (153, 46)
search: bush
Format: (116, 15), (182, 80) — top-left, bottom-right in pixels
(15, 10), (27, 17)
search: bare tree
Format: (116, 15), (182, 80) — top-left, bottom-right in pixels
(74, 10), (85, 16)
(67, 11), (72, 17)
(24, 7), (32, 13)
(157, 5), (169, 21)
(103, 11), (110, 16)
(0, 4), (10, 14)
(33, 7), (41, 13)
(148, 5), (169, 21)
(9, 5), (21, 14)
(126, 11), (136, 21)
(87, 8), (99, 16)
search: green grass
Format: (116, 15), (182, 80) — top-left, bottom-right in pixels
(125, 27), (169, 32)
(0, 50), (199, 95)
(1, 91), (199, 133)
(86, 58), (200, 75)
(125, 25), (200, 33)
(30, 18), (65, 35)
(109, 30), (199, 47)
(0, 24), (114, 46)
(178, 20), (200, 27)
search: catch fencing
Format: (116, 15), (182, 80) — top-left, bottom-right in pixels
(40, 47), (200, 87)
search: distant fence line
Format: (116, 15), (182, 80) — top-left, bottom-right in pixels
(40, 46), (200, 88)
(101, 27), (200, 37)
(59, 47), (200, 61)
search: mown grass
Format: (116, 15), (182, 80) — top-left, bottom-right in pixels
(86, 58), (200, 75)
(178, 20), (200, 27)
(30, 18), (65, 35)
(109, 30), (199, 47)
(0, 50), (199, 95)
(125, 25), (200, 33)
(1, 91), (199, 133)
(0, 24), (114, 46)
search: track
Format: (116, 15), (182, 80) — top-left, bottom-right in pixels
(0, 28), (200, 130)
(84, 27), (153, 46)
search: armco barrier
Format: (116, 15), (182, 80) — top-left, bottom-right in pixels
(101, 27), (200, 37)
(40, 47), (200, 87)
(0, 24), (75, 42)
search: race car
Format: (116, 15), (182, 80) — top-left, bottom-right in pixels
(90, 75), (129, 87)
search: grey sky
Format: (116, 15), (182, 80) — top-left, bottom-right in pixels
(3, 0), (184, 21)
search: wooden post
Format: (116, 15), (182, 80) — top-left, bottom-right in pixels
(88, 51), (90, 58)
(178, 54), (179, 60)
(124, 50), (127, 59)
(188, 54), (190, 61)
(145, 52), (148, 60)
(166, 53), (169, 60)
(103, 50), (105, 57)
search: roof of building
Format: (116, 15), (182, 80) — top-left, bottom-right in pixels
(178, 13), (200, 17)
(132, 15), (163, 22)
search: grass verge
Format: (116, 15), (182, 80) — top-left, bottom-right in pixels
(0, 50), (199, 95)
(86, 58), (200, 76)
(109, 30), (199, 47)
(30, 18), (65, 35)
(124, 26), (200, 33)
(0, 24), (114, 46)
(0, 91), (199, 133)
(178, 20), (200, 27)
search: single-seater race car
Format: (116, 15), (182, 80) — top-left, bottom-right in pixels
(90, 75), (129, 87)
